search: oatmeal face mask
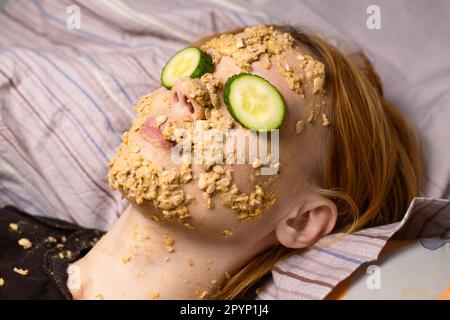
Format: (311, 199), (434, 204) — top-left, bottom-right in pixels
(108, 25), (327, 224)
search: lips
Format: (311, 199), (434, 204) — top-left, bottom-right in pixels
(140, 116), (174, 149)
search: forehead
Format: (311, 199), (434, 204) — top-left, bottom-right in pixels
(202, 28), (326, 125)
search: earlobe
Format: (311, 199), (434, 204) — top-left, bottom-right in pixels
(275, 196), (337, 249)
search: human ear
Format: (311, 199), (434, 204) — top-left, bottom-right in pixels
(275, 194), (337, 249)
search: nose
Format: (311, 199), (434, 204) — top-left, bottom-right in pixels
(169, 78), (205, 121)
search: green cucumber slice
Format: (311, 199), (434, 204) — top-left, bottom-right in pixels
(161, 47), (213, 89)
(224, 73), (286, 131)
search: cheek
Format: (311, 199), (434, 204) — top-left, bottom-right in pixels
(184, 162), (278, 225)
(182, 183), (280, 241)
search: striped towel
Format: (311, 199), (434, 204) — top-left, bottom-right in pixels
(257, 197), (450, 300)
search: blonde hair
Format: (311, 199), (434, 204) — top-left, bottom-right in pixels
(194, 25), (422, 299)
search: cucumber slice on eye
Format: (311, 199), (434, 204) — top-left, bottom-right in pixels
(161, 47), (213, 89)
(223, 73), (286, 131)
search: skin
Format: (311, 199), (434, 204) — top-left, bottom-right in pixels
(69, 35), (338, 300)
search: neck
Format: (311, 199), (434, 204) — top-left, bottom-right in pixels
(69, 204), (275, 300)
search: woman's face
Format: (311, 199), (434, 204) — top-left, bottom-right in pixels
(108, 26), (328, 243)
